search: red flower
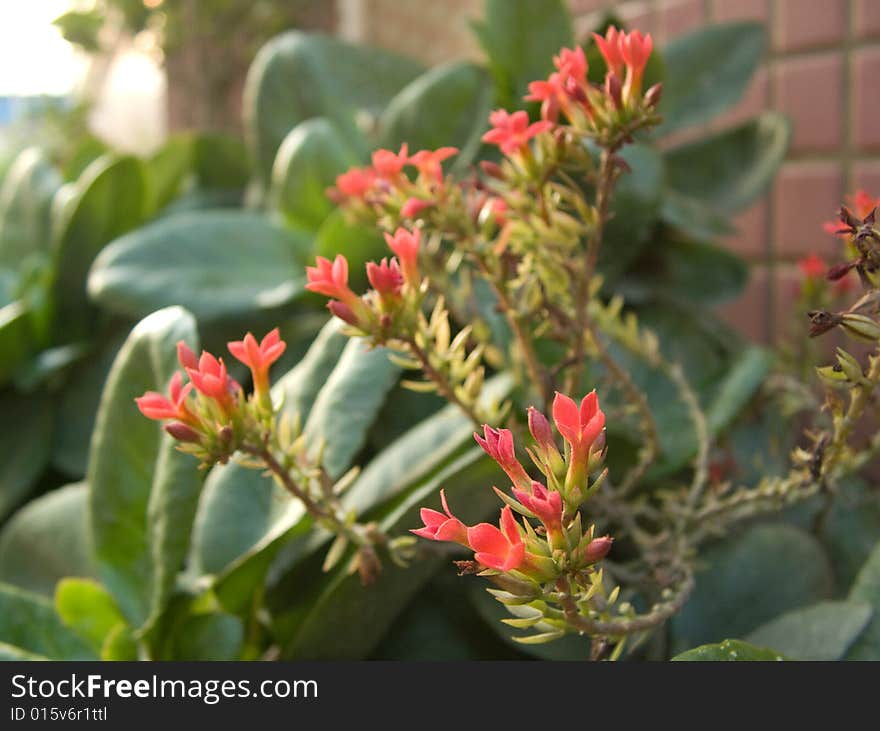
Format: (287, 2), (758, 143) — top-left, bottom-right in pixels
(410, 489), (469, 545)
(554, 46), (588, 85)
(823, 189), (880, 237)
(467, 506), (525, 572)
(798, 254), (827, 280)
(372, 144), (409, 179)
(401, 197), (433, 219)
(186, 351), (239, 410)
(409, 147), (458, 182)
(334, 167), (376, 199)
(136, 371), (193, 423)
(513, 481), (563, 532)
(593, 27), (625, 78)
(305, 255), (361, 309)
(383, 227), (421, 286)
(482, 110), (553, 156)
(227, 328), (287, 396)
(525, 75), (564, 122)
(366, 257), (404, 299)
(474, 425), (532, 491)
(552, 391), (605, 465)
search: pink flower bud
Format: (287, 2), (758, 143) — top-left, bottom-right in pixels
(177, 341), (198, 371)
(512, 481), (563, 533)
(383, 228), (421, 286)
(164, 421), (201, 443)
(401, 197), (433, 219)
(327, 300), (360, 326)
(583, 535), (613, 564)
(528, 406), (554, 450)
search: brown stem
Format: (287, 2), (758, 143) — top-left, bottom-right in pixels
(405, 338), (483, 427)
(242, 443), (331, 521)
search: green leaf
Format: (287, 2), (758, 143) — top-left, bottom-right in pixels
(672, 639), (786, 661)
(0, 389), (54, 521)
(0, 301), (36, 384)
(0, 147), (62, 268)
(145, 135), (194, 213)
(51, 333), (125, 477)
(670, 523), (834, 655)
(275, 449), (503, 659)
(846, 541), (880, 659)
(746, 600), (872, 661)
(0, 582), (94, 659)
(192, 133), (250, 190)
(659, 190), (736, 241)
(50, 155), (147, 338)
(598, 144), (665, 284)
(171, 612), (244, 661)
(658, 22), (766, 135)
(88, 307), (203, 631)
(88, 211), (310, 321)
(0, 642), (47, 660)
(618, 238), (747, 306)
(705, 346), (775, 433)
(270, 118), (360, 230)
(379, 62), (494, 169)
(244, 31), (424, 185)
(190, 319), (347, 578)
(100, 623), (138, 661)
(0, 483), (95, 596)
(302, 338), (401, 479)
(52, 9), (104, 52)
(55, 578), (126, 655)
(314, 210), (386, 292)
(472, 0), (574, 108)
(665, 112), (791, 214)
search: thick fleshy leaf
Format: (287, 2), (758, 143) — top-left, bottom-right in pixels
(618, 238), (747, 306)
(672, 639), (786, 661)
(88, 307), (203, 631)
(302, 337), (401, 479)
(658, 22), (765, 135)
(171, 612), (244, 661)
(670, 523), (834, 655)
(190, 319), (347, 577)
(598, 144), (665, 284)
(88, 211), (311, 320)
(192, 133), (250, 190)
(51, 333), (126, 477)
(0, 582), (94, 659)
(746, 601), (872, 661)
(50, 155), (147, 338)
(0, 300), (37, 385)
(270, 118), (360, 230)
(378, 62), (494, 170)
(0, 389), (53, 520)
(472, 0), (574, 108)
(54, 578), (127, 655)
(145, 135), (194, 213)
(273, 449), (503, 659)
(659, 190), (736, 241)
(0, 147), (62, 267)
(0, 483), (95, 596)
(847, 542), (880, 660)
(244, 31), (424, 184)
(665, 113), (791, 213)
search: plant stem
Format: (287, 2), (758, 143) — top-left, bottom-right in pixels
(242, 443), (332, 521)
(405, 337), (484, 427)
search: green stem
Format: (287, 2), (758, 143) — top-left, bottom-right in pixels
(405, 337), (483, 427)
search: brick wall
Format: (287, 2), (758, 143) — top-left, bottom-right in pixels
(344, 0), (879, 344)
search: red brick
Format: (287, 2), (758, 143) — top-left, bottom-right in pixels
(853, 162), (880, 197)
(659, 0), (705, 42)
(853, 48), (880, 151)
(722, 199), (768, 259)
(716, 265), (769, 344)
(775, 0), (846, 51)
(714, 67), (768, 129)
(855, 0), (880, 39)
(710, 0), (768, 23)
(774, 53), (844, 153)
(773, 162), (843, 258)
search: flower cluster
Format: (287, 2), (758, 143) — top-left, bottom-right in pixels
(327, 143), (460, 226)
(136, 329), (286, 463)
(413, 392), (611, 591)
(305, 227), (423, 339)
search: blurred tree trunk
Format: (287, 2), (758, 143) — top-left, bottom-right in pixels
(165, 0), (337, 135)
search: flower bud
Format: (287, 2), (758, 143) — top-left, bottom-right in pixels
(480, 160), (504, 179)
(164, 421), (201, 443)
(841, 312), (880, 342)
(604, 71), (623, 109)
(582, 535), (613, 564)
(835, 347), (864, 382)
(327, 300), (360, 326)
(644, 82), (662, 108)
